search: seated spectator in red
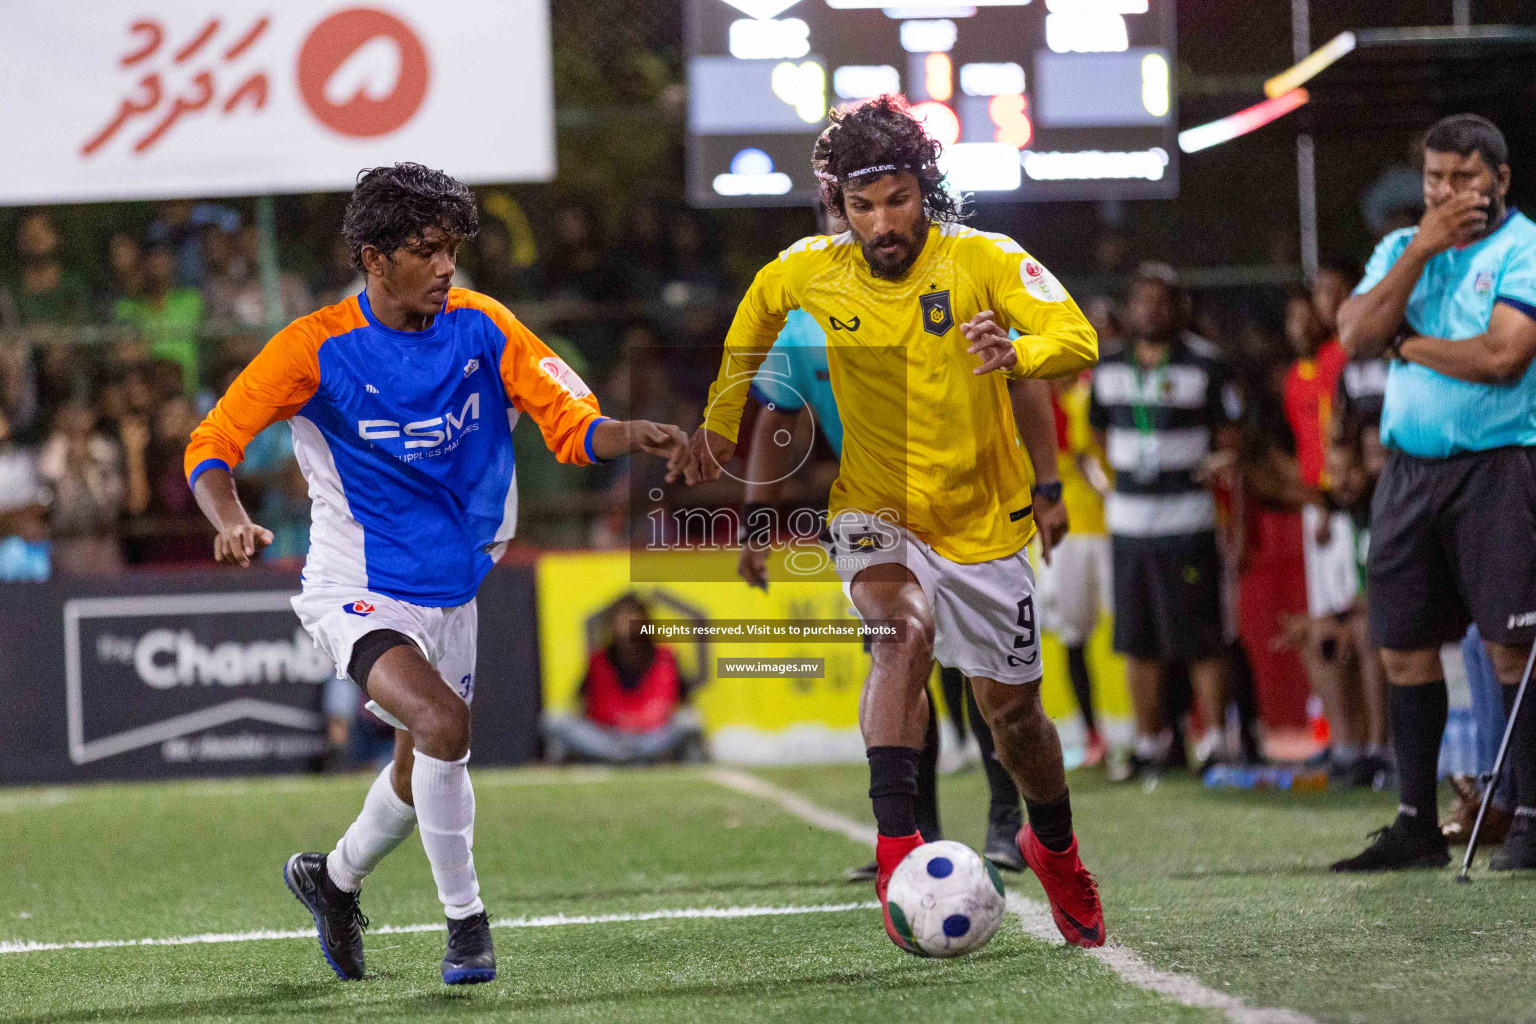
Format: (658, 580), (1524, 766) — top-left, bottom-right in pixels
(543, 594), (706, 764)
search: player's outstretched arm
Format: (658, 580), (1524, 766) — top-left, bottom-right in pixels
(191, 466), (273, 568)
(589, 419), (690, 464)
(668, 428), (737, 487)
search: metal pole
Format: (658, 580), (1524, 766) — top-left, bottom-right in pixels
(1292, 0), (1318, 281)
(255, 194), (282, 331)
(1297, 135), (1318, 282)
(1453, 0), (1471, 29)
(1457, 633), (1536, 882)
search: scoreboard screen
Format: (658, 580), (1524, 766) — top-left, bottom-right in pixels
(686, 0), (1176, 207)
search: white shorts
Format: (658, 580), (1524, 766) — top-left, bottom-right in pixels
(1034, 533), (1112, 647)
(1301, 505), (1361, 619)
(292, 586), (478, 730)
(826, 511), (1043, 684)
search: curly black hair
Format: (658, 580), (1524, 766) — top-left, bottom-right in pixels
(812, 95), (966, 224)
(341, 162), (479, 270)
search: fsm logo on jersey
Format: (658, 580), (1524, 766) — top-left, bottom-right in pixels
(64, 590), (333, 766)
(357, 392), (482, 462)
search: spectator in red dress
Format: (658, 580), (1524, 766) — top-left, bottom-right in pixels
(543, 594), (706, 764)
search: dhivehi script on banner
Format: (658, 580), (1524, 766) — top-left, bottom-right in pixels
(0, 0), (553, 203)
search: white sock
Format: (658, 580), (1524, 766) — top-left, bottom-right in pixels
(327, 763), (417, 893)
(412, 749), (484, 920)
(1196, 727), (1224, 762)
(1135, 731), (1172, 760)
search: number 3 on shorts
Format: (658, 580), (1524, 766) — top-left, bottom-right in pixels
(1009, 595), (1038, 667)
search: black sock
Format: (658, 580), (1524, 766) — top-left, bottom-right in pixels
(868, 746), (920, 837)
(1026, 792), (1074, 853)
(1506, 683), (1536, 813)
(1066, 646), (1098, 735)
(1229, 641), (1265, 762)
(965, 680), (1021, 811)
(916, 690), (942, 841)
(1390, 681), (1448, 829)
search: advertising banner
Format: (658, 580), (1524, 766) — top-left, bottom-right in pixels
(0, 565), (540, 785)
(0, 0), (554, 203)
(535, 549), (1129, 765)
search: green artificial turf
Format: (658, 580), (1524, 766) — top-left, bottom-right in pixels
(1, 762), (1531, 1023)
(769, 764), (1536, 1024)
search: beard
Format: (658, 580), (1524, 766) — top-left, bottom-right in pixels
(858, 223), (925, 280)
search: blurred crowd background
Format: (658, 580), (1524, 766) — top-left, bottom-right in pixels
(0, 179), (1424, 577)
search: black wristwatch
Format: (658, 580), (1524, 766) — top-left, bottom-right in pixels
(1031, 481), (1063, 504)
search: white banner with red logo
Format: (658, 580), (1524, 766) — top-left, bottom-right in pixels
(0, 1), (553, 203)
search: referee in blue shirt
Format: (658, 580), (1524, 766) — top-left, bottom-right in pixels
(1334, 114), (1536, 872)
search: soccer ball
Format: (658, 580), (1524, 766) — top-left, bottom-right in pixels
(885, 840), (1007, 958)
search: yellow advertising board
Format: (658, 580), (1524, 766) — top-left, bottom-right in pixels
(536, 547), (1128, 764)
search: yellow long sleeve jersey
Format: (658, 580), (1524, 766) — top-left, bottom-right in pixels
(705, 221), (1098, 564)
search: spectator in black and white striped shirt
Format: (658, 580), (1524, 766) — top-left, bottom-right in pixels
(1089, 268), (1240, 778)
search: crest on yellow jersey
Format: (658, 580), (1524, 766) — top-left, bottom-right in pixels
(919, 290), (953, 336)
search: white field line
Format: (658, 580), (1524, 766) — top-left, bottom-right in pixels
(0, 766), (631, 812)
(704, 767), (1320, 1024)
(0, 901), (879, 956)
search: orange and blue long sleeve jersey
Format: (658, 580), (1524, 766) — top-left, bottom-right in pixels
(185, 288), (607, 606)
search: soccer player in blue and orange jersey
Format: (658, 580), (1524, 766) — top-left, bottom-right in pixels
(674, 97), (1105, 950)
(185, 164), (686, 983)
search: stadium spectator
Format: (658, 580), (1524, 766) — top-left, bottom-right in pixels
(309, 237), (361, 310)
(543, 594), (706, 764)
(97, 232), (146, 322)
(1079, 295), (1125, 358)
(1090, 229), (1137, 280)
(236, 417), (310, 563)
(469, 217), (529, 304)
(0, 211), (92, 330)
(37, 399), (125, 574)
(94, 374), (152, 521)
(1281, 286), (1382, 785)
(538, 201), (617, 304)
(1090, 267), (1238, 777)
(589, 321), (708, 547)
(658, 209), (729, 311)
(0, 351), (49, 580)
(205, 224), (314, 331)
(1036, 371), (1112, 768)
(146, 200), (239, 287)
(115, 244), (205, 393)
(614, 201), (671, 300)
(1332, 114), (1536, 872)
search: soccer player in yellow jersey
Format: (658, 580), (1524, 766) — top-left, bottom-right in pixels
(672, 97), (1104, 950)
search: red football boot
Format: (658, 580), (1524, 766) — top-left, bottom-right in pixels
(1019, 825), (1105, 948)
(874, 832), (925, 955)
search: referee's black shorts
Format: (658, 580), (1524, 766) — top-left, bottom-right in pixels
(1111, 530), (1226, 661)
(1368, 445), (1536, 650)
